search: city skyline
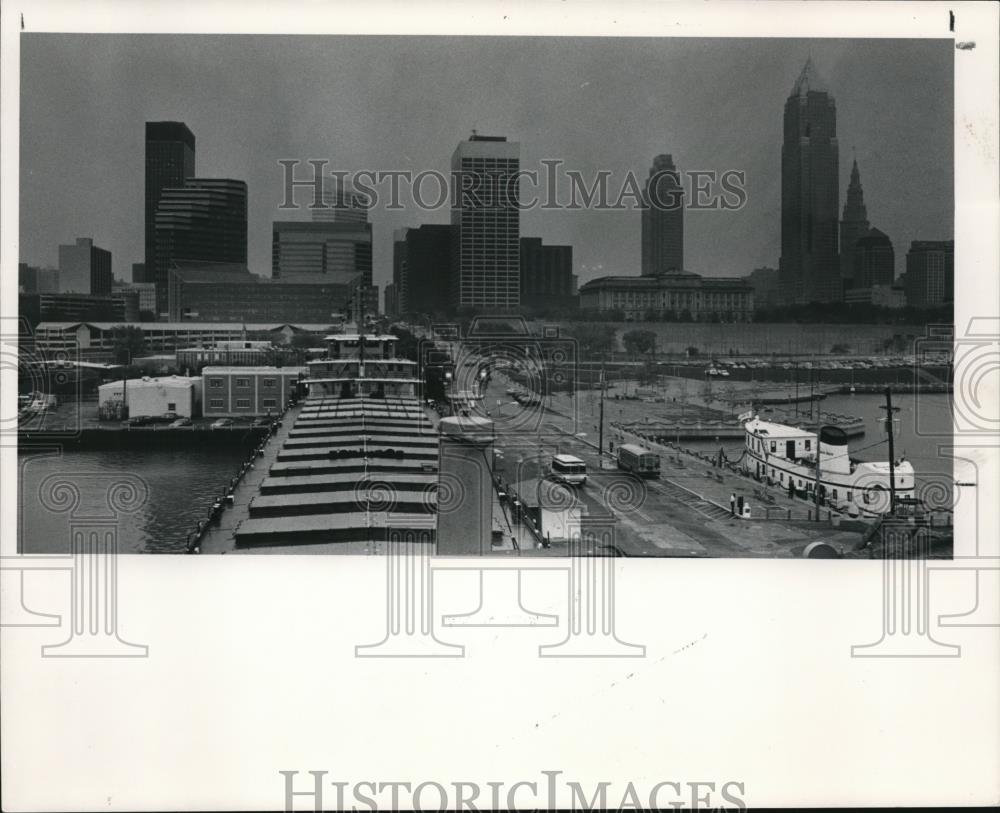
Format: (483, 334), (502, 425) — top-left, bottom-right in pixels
(19, 35), (952, 294)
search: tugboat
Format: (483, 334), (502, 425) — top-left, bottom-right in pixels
(741, 407), (914, 516)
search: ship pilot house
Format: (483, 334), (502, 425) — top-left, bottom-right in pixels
(306, 334), (421, 400)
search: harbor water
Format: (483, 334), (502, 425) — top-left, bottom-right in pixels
(683, 392), (963, 506)
(17, 446), (250, 554)
(16, 393), (959, 554)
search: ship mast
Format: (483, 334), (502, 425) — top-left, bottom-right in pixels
(880, 387), (899, 515)
(598, 358), (606, 458)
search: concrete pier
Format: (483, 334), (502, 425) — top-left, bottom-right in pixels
(437, 416), (495, 556)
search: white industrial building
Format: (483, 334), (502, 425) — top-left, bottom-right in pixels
(98, 375), (203, 418)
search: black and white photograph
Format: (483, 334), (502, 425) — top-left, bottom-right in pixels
(2, 1), (998, 810)
(14, 30), (959, 558)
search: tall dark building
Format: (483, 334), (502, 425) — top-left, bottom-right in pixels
(153, 178), (248, 314)
(779, 59), (840, 304)
(396, 224), (454, 317)
(902, 240), (954, 306)
(641, 154), (684, 275)
(853, 227), (895, 289)
(145, 122), (196, 301)
(450, 134), (520, 311)
(519, 237), (576, 312)
(392, 229), (409, 316)
(839, 158), (870, 294)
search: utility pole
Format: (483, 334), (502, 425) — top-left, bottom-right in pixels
(598, 358), (606, 459)
(356, 284), (366, 373)
(794, 361), (799, 417)
(881, 387), (899, 515)
(122, 349), (131, 419)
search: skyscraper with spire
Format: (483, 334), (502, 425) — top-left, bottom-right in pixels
(839, 158), (870, 295)
(779, 58), (840, 304)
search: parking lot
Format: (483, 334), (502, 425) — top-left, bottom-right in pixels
(17, 399), (273, 432)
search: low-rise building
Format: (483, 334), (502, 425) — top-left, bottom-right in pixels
(33, 321), (339, 357)
(201, 366), (306, 417)
(98, 375), (203, 419)
(18, 264), (60, 294)
(167, 261), (351, 323)
(111, 289), (141, 321)
(113, 281), (156, 314)
(744, 266), (780, 308)
(177, 340), (275, 369)
(844, 284), (906, 309)
(579, 270), (754, 321)
(20, 293), (126, 329)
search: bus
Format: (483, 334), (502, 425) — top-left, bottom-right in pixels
(550, 454), (588, 486)
(617, 444), (660, 478)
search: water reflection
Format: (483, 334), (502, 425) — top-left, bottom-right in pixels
(19, 447), (249, 553)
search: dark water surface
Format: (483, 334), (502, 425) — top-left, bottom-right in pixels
(18, 446), (249, 553)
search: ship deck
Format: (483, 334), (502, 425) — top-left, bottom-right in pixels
(198, 394), (442, 553)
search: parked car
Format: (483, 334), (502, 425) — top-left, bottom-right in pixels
(250, 417), (271, 428)
(144, 412), (178, 425)
(123, 415), (153, 427)
(168, 417), (192, 428)
(210, 418), (234, 430)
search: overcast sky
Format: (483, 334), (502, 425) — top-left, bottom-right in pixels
(19, 35), (952, 289)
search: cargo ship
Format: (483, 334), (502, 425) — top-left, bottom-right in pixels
(199, 330), (440, 553)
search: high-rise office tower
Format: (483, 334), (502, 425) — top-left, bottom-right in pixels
(145, 122), (196, 301)
(58, 237), (112, 295)
(641, 154), (684, 275)
(853, 227), (895, 289)
(902, 240), (954, 306)
(839, 158), (870, 294)
(153, 178), (248, 314)
(310, 180), (370, 224)
(271, 220), (373, 288)
(392, 228), (410, 317)
(450, 134), (520, 311)
(401, 224), (454, 317)
(520, 237), (576, 311)
(779, 58), (840, 304)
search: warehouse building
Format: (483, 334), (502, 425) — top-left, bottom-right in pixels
(201, 366), (306, 418)
(98, 375), (203, 419)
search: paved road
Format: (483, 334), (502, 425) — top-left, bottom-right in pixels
(478, 373), (861, 558)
